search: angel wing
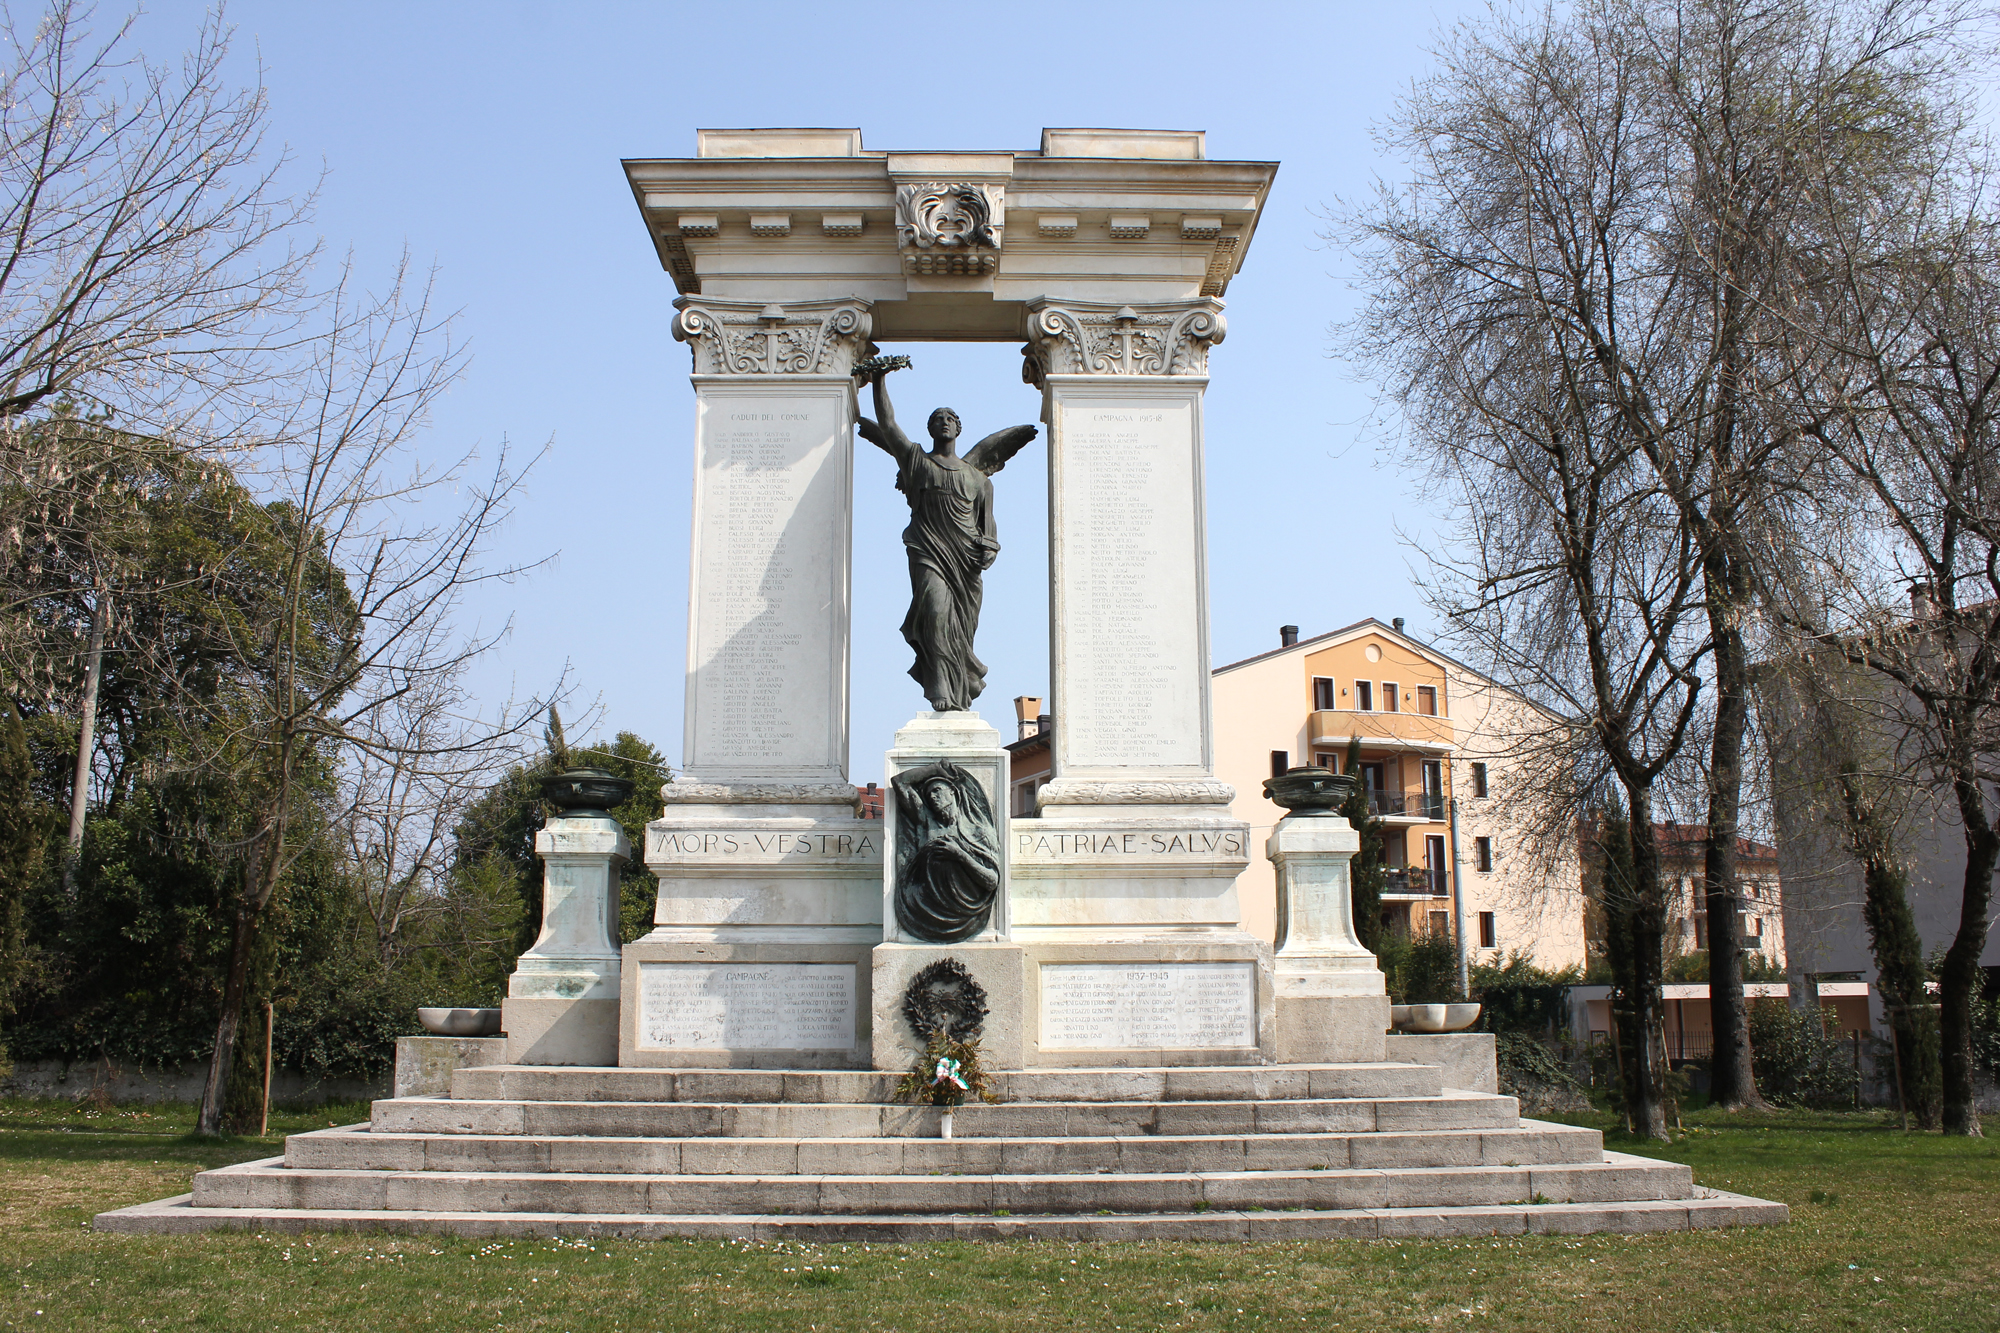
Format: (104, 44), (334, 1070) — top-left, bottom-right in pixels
(962, 423), (1040, 477)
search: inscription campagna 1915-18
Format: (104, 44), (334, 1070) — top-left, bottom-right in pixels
(1039, 962), (1256, 1049)
(636, 962), (857, 1051)
(690, 397), (841, 769)
(1058, 402), (1203, 769)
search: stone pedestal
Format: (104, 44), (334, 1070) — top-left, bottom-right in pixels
(393, 1036), (508, 1098)
(504, 813), (629, 1065)
(870, 941), (1026, 1073)
(1267, 813), (1390, 1063)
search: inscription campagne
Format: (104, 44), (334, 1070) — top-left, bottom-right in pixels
(637, 962), (856, 1050)
(1040, 962), (1256, 1049)
(1013, 829), (1245, 859)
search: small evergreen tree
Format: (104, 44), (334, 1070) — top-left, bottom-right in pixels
(1338, 734), (1385, 953)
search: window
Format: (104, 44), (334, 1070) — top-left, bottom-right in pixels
(1355, 681), (1374, 711)
(1312, 676), (1336, 710)
(1425, 834), (1448, 894)
(1470, 761), (1489, 797)
(1312, 751), (1338, 770)
(1269, 750), (1289, 779)
(1478, 911), (1497, 949)
(1416, 685), (1438, 716)
(1382, 681), (1400, 712)
(1694, 914), (1708, 949)
(1475, 836), (1493, 872)
(1428, 911), (1452, 937)
(1011, 779), (1042, 818)
(1420, 760), (1443, 818)
(1741, 912), (1763, 942)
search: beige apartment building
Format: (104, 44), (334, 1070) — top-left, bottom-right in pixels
(1007, 618), (1587, 969)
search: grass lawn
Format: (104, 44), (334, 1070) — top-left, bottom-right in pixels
(0, 1097), (1992, 1331)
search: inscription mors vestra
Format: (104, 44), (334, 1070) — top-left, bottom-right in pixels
(647, 829), (882, 861)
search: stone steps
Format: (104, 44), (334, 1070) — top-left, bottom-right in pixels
(92, 1061), (1790, 1241)
(190, 1152), (1694, 1216)
(95, 1186), (1791, 1241)
(371, 1090), (1521, 1140)
(448, 1063), (1446, 1104)
(285, 1122), (1608, 1175)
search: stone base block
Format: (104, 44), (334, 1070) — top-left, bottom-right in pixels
(502, 998), (618, 1067)
(1020, 939), (1275, 1067)
(1274, 994), (1391, 1064)
(1384, 1032), (1499, 1094)
(618, 939), (872, 1069)
(870, 942), (1026, 1073)
(393, 1036), (509, 1098)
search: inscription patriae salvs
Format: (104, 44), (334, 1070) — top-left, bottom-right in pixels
(1014, 829), (1246, 858)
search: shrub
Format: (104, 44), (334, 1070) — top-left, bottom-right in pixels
(1494, 1031), (1592, 1115)
(1381, 930), (1459, 1004)
(1748, 1000), (1860, 1109)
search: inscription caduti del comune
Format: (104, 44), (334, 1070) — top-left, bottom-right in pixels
(1058, 401), (1204, 768)
(1039, 962), (1256, 1049)
(636, 962), (857, 1051)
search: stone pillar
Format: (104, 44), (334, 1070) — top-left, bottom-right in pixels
(626, 296), (883, 1070)
(504, 812), (630, 1065)
(1268, 813), (1390, 1062)
(1005, 298), (1271, 1068)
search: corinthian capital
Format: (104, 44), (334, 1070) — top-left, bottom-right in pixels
(1021, 298), (1226, 386)
(672, 298), (874, 376)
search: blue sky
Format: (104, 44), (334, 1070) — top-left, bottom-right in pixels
(137, 0), (1488, 776)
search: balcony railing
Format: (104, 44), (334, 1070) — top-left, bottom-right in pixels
(1367, 790), (1446, 821)
(1381, 867), (1451, 898)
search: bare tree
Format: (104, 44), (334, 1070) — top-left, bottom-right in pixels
(172, 259), (548, 1135)
(336, 667), (529, 972)
(1778, 187), (2000, 1134)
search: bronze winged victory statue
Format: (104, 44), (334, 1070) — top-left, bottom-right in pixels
(856, 360), (1038, 713)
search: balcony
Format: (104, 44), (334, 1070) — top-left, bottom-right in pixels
(1381, 867), (1451, 899)
(1307, 708), (1452, 750)
(1367, 790), (1446, 822)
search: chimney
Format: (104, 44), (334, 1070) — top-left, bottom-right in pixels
(1392, 616), (1406, 634)
(1013, 695), (1043, 741)
(1280, 625), (1299, 648)
(1911, 581), (1936, 620)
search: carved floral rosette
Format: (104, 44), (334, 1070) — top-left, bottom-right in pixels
(894, 183), (1005, 276)
(672, 298), (874, 376)
(1021, 298), (1227, 385)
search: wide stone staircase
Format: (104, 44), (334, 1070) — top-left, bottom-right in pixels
(95, 1062), (1785, 1240)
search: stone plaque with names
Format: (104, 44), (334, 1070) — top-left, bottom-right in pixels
(685, 386), (849, 780)
(1053, 397), (1205, 769)
(1038, 962), (1256, 1049)
(636, 961), (857, 1050)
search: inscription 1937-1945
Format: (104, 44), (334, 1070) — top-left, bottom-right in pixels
(1013, 829), (1246, 859)
(649, 830), (881, 860)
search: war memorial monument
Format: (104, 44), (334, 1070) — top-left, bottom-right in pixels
(98, 128), (1785, 1240)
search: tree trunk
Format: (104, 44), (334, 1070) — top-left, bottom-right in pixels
(1940, 771), (1995, 1137)
(1625, 790), (1673, 1141)
(1704, 615), (1768, 1110)
(197, 895), (259, 1135)
(60, 591), (108, 898)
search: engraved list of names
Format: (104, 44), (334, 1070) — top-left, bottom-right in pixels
(1055, 399), (1203, 768)
(636, 962), (857, 1051)
(688, 391), (844, 774)
(1039, 962), (1256, 1049)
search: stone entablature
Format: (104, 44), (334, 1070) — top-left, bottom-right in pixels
(624, 128), (1276, 340)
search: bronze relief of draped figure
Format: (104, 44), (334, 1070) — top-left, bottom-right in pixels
(890, 760), (1001, 943)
